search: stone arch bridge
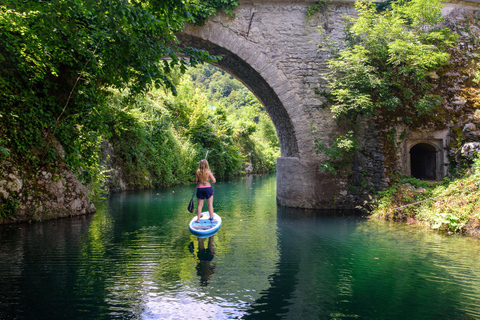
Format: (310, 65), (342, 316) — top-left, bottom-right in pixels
(178, 0), (480, 210)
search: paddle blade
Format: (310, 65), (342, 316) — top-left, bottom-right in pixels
(188, 199), (194, 213)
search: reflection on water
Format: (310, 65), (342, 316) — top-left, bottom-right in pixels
(192, 236), (216, 287)
(1, 174), (480, 320)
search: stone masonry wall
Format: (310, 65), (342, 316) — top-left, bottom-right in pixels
(181, 1), (380, 209)
(180, 0), (480, 209)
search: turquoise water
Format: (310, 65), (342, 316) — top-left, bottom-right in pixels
(1, 174), (480, 319)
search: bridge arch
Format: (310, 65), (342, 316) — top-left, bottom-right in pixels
(177, 0), (480, 209)
(177, 33), (300, 158)
(176, 2), (356, 209)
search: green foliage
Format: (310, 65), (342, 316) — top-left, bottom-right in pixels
(0, 0), (231, 206)
(415, 155), (480, 233)
(103, 64), (279, 189)
(104, 88), (197, 188)
(192, 0), (240, 25)
(0, 0), (219, 174)
(187, 64), (280, 172)
(316, 0), (458, 176)
(0, 0), (271, 219)
(367, 175), (436, 219)
(314, 130), (358, 174)
(400, 176), (432, 189)
(306, 1), (329, 20)
(325, 0), (457, 121)
(474, 63), (480, 84)
(369, 155), (480, 234)
(0, 196), (19, 219)
(0, 138), (9, 157)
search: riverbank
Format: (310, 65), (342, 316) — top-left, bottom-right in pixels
(368, 156), (480, 238)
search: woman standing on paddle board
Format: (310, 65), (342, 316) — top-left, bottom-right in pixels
(195, 159), (216, 223)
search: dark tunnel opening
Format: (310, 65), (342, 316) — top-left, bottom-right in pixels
(410, 143), (437, 180)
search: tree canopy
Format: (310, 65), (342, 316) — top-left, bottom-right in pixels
(0, 0), (230, 170)
(323, 0), (457, 121)
(316, 0), (459, 174)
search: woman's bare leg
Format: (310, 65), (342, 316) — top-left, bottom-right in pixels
(196, 199), (204, 222)
(206, 196), (214, 221)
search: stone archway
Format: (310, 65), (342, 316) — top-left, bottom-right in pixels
(410, 143), (438, 180)
(175, 2), (346, 209)
(402, 130), (449, 181)
(176, 1), (389, 209)
(177, 34), (300, 158)
(176, 1), (479, 209)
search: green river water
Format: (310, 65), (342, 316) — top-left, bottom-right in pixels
(1, 174), (480, 319)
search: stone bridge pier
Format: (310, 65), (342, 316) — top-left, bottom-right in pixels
(178, 0), (480, 210)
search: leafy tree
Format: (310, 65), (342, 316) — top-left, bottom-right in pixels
(190, 0), (240, 25)
(186, 64), (280, 172)
(325, 0), (457, 120)
(317, 0), (458, 174)
(0, 0), (223, 176)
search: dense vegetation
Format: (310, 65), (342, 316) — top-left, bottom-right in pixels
(2, 0), (279, 216)
(316, 0), (480, 235)
(1, 0), (220, 172)
(369, 154), (480, 236)
(103, 65), (279, 191)
(187, 64), (280, 170)
(0, 0), (277, 195)
(315, 0), (458, 174)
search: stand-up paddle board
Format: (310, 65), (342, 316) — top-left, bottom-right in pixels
(189, 212), (222, 237)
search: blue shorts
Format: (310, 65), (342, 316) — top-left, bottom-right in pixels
(197, 187), (214, 199)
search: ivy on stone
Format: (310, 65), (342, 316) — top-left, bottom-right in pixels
(316, 0), (458, 175)
(306, 1), (329, 20)
(325, 0), (457, 120)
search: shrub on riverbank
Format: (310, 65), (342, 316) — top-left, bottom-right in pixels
(369, 155), (480, 237)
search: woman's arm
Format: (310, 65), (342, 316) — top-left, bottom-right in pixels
(208, 170), (216, 183)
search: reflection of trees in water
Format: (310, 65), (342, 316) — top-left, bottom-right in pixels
(193, 236), (216, 286)
(0, 214), (95, 317)
(242, 208), (480, 319)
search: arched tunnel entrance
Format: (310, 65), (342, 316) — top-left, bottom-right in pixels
(177, 30), (346, 209)
(410, 143), (437, 180)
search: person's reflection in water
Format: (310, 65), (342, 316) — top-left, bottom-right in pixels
(195, 236), (215, 286)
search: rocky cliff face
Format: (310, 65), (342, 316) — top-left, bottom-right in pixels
(0, 142), (96, 223)
(100, 139), (127, 194)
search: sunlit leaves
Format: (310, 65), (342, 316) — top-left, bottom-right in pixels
(317, 0), (459, 174)
(324, 0), (457, 119)
(326, 45), (381, 118)
(0, 0), (223, 173)
(314, 130), (358, 175)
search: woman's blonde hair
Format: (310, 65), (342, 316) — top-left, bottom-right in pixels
(196, 159), (210, 181)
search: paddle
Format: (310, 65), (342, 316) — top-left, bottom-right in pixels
(188, 150), (209, 213)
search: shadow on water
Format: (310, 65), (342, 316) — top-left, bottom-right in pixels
(0, 214), (96, 320)
(242, 207), (363, 320)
